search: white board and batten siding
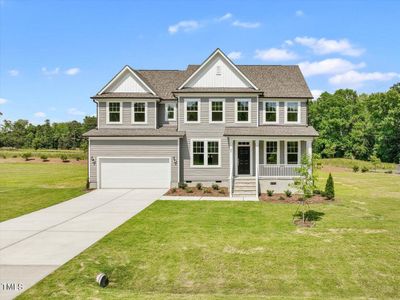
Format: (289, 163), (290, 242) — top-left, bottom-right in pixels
(89, 139), (179, 188)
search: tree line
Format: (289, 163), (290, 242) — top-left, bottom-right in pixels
(309, 83), (400, 163)
(0, 83), (399, 163)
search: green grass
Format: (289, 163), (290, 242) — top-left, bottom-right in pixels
(19, 170), (400, 299)
(0, 163), (87, 222)
(319, 158), (396, 170)
(0, 148), (85, 159)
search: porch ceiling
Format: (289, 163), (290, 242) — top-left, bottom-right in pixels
(224, 126), (319, 137)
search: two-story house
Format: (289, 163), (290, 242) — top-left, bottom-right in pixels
(83, 49), (318, 197)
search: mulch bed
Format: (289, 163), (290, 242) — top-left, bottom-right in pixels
(165, 187), (229, 197)
(0, 157), (86, 165)
(259, 193), (332, 204)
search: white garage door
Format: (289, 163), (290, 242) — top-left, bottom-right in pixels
(99, 157), (171, 189)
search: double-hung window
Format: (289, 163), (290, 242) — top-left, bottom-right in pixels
(287, 141), (299, 164)
(107, 102), (122, 123)
(166, 103), (176, 121)
(209, 99), (224, 123)
(286, 102), (300, 123)
(191, 139), (220, 167)
(132, 102), (146, 123)
(185, 99), (200, 123)
(235, 99), (251, 123)
(265, 141), (278, 164)
(264, 101), (278, 123)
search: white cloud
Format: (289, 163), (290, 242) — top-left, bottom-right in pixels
(299, 58), (366, 77)
(216, 13), (232, 22)
(67, 107), (85, 116)
(329, 71), (400, 87)
(227, 51), (242, 60)
(65, 67), (80, 76)
(8, 69), (19, 76)
(294, 36), (364, 57)
(311, 89), (324, 100)
(254, 48), (298, 61)
(232, 20), (260, 29)
(34, 111), (46, 118)
(295, 10), (304, 17)
(0, 98), (8, 104)
(41, 67), (60, 76)
(284, 40), (294, 46)
(168, 20), (200, 34)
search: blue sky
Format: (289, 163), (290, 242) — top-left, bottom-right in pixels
(1, 0), (399, 123)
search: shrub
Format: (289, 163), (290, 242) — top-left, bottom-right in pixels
(361, 166), (369, 173)
(284, 189), (292, 197)
(313, 189), (321, 195)
(218, 189), (225, 194)
(196, 183), (203, 190)
(186, 188), (193, 193)
(178, 182), (187, 189)
(76, 156), (81, 161)
(40, 154), (48, 161)
(21, 152), (32, 161)
(203, 188), (211, 194)
(171, 187), (177, 193)
(60, 154), (68, 162)
(325, 173), (335, 200)
(267, 190), (274, 196)
(212, 183), (219, 190)
(385, 170), (393, 174)
(353, 165), (359, 172)
(12, 155), (18, 158)
(279, 196), (285, 200)
(2, 154), (6, 159)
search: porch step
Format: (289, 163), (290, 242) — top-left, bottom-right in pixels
(233, 191), (257, 196)
(234, 186), (256, 192)
(233, 177), (257, 196)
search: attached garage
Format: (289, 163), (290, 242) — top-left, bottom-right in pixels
(98, 157), (171, 189)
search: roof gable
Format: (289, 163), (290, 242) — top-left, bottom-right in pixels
(98, 66), (156, 95)
(178, 49), (258, 90)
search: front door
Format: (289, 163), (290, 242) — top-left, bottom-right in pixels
(237, 146), (251, 175)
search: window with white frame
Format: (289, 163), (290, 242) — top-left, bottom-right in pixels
(287, 141), (299, 164)
(210, 99), (224, 123)
(166, 103), (176, 121)
(264, 101), (278, 123)
(185, 100), (199, 122)
(286, 102), (299, 123)
(236, 99), (250, 122)
(191, 140), (220, 167)
(108, 102), (121, 123)
(132, 102), (146, 123)
(265, 141), (278, 164)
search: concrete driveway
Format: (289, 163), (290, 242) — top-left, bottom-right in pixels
(0, 188), (164, 299)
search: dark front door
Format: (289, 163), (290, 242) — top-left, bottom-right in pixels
(237, 146), (251, 175)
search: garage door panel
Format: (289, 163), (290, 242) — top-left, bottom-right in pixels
(99, 158), (170, 189)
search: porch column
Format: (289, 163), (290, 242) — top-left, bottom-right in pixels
(255, 139), (259, 196)
(306, 139), (313, 174)
(229, 138), (234, 197)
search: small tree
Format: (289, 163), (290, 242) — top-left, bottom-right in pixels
(291, 155), (316, 223)
(325, 173), (335, 200)
(369, 152), (381, 171)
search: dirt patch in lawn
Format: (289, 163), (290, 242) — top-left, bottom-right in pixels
(259, 193), (332, 204)
(0, 157), (87, 165)
(165, 187), (229, 197)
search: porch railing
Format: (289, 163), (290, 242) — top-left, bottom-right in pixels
(259, 164), (301, 177)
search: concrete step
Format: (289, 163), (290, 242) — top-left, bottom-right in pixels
(233, 191), (257, 196)
(234, 186), (257, 192)
(234, 182), (256, 187)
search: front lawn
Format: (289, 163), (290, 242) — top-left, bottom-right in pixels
(20, 170), (400, 299)
(0, 162), (87, 222)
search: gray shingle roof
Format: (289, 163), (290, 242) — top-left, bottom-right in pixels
(83, 127), (185, 137)
(224, 126), (319, 137)
(92, 92), (159, 99)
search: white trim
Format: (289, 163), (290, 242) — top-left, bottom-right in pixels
(154, 101), (157, 129)
(94, 100), (99, 128)
(106, 101), (123, 124)
(263, 100), (280, 124)
(235, 139), (253, 176)
(131, 101), (148, 124)
(89, 137), (180, 140)
(190, 138), (222, 168)
(255, 140), (259, 195)
(209, 98), (225, 123)
(285, 140), (300, 164)
(98, 66), (156, 95)
(229, 138), (233, 197)
(165, 102), (177, 121)
(177, 96), (180, 131)
(177, 138), (180, 184)
(178, 49), (258, 90)
(234, 98), (252, 123)
(256, 95), (259, 126)
(97, 156), (171, 189)
(284, 101), (301, 124)
(264, 140), (281, 165)
(184, 98), (201, 123)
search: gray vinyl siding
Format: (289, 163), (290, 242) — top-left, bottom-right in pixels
(158, 102), (177, 127)
(258, 99), (307, 125)
(98, 101), (156, 129)
(89, 139), (179, 185)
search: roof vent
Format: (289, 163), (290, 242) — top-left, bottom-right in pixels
(216, 65), (222, 76)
